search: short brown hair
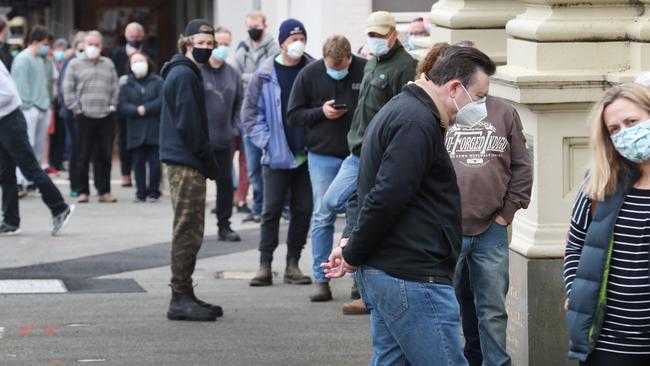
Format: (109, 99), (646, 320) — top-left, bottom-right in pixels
(177, 35), (192, 54)
(28, 25), (50, 44)
(246, 11), (267, 25)
(322, 35), (351, 66)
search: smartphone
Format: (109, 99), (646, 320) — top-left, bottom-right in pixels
(332, 103), (347, 110)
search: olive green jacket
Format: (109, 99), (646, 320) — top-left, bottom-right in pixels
(347, 40), (417, 156)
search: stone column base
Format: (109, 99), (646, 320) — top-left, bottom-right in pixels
(507, 250), (575, 366)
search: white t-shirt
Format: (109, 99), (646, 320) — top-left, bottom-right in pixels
(0, 61), (21, 118)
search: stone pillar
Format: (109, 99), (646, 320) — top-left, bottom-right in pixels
(491, 1), (647, 365)
(411, 0), (524, 62)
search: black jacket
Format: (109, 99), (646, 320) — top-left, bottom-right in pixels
(286, 56), (366, 158)
(119, 73), (163, 150)
(159, 54), (218, 179)
(0, 43), (12, 72)
(110, 45), (158, 77)
(342, 83), (462, 283)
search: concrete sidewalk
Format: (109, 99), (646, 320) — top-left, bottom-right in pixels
(0, 175), (372, 365)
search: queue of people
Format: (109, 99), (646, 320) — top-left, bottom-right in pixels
(3, 7), (650, 366)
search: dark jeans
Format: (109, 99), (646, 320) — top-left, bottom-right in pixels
(259, 163), (312, 264)
(581, 351), (650, 366)
(459, 261), (483, 366)
(131, 144), (161, 200)
(0, 108), (67, 226)
(64, 113), (79, 192)
(49, 107), (66, 171)
(213, 149), (233, 230)
(77, 114), (114, 195)
(117, 116), (132, 176)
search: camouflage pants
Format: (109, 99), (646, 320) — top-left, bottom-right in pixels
(166, 164), (206, 293)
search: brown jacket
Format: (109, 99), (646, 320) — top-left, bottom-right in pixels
(445, 95), (532, 236)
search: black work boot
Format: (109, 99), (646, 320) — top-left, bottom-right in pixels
(249, 262), (272, 286)
(309, 282), (333, 302)
(284, 258), (312, 285)
(189, 289), (223, 317)
(218, 226), (241, 242)
(167, 289), (217, 321)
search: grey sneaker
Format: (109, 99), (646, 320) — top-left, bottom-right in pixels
(0, 222), (20, 236)
(52, 204), (74, 236)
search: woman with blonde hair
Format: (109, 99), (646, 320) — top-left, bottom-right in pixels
(564, 82), (650, 365)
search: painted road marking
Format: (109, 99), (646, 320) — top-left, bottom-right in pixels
(0, 279), (67, 294)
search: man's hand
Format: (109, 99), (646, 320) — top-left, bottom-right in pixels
(564, 298), (569, 312)
(321, 238), (356, 279)
(137, 105), (146, 117)
(495, 215), (509, 226)
(322, 99), (347, 120)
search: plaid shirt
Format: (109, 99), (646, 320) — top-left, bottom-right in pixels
(63, 56), (119, 119)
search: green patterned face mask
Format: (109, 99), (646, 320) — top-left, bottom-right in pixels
(611, 119), (650, 163)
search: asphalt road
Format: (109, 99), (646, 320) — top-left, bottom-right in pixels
(0, 175), (372, 365)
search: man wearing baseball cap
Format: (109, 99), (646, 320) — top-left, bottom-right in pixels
(159, 19), (221, 322)
(241, 18), (315, 287)
(322, 10), (417, 315)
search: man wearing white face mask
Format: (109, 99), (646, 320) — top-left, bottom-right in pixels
(440, 40), (533, 366)
(63, 30), (119, 204)
(201, 26), (242, 242)
(241, 18), (315, 287)
(322, 46), (496, 365)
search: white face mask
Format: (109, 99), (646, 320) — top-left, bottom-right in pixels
(287, 41), (305, 60)
(452, 84), (487, 129)
(131, 61), (148, 78)
(85, 45), (101, 59)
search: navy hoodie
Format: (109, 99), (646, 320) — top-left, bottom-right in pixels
(159, 54), (218, 179)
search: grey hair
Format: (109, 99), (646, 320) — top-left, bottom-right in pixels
(85, 30), (103, 43)
(125, 22), (144, 35)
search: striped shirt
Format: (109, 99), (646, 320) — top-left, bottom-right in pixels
(564, 189), (650, 354)
(62, 56), (118, 119)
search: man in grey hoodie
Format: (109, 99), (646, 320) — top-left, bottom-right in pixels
(235, 11), (280, 223)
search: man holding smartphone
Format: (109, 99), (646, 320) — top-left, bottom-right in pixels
(287, 35), (366, 302)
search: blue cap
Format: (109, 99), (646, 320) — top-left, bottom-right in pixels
(278, 18), (306, 45)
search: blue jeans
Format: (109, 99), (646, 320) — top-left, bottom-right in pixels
(357, 266), (468, 366)
(322, 154), (359, 214)
(243, 136), (264, 215)
(454, 220), (511, 366)
(307, 152), (344, 283)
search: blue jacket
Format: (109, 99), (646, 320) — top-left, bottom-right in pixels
(566, 167), (640, 361)
(119, 73), (163, 150)
(159, 54), (218, 179)
(240, 54), (313, 169)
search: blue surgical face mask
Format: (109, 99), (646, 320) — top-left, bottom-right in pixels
(407, 35), (416, 50)
(54, 50), (65, 62)
(10, 49), (18, 57)
(326, 67), (349, 81)
(211, 45), (229, 61)
(611, 119), (650, 163)
(367, 36), (390, 57)
(38, 45), (50, 57)
(75, 50), (85, 59)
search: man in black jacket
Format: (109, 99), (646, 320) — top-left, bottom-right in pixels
(159, 19), (221, 322)
(323, 46), (496, 365)
(287, 35), (365, 302)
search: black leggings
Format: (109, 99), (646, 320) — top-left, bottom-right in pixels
(581, 350), (650, 366)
